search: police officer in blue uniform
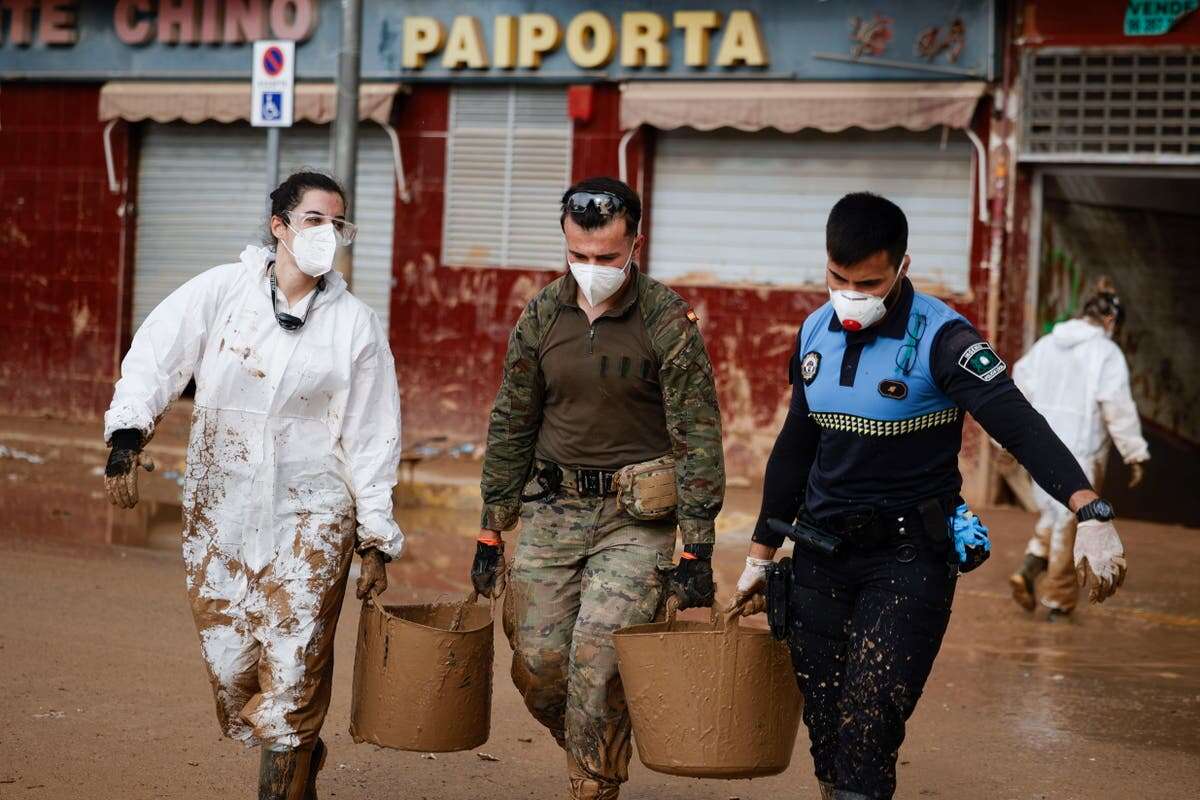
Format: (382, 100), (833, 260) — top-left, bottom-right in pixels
(732, 193), (1128, 800)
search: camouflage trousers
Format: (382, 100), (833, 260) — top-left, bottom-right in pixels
(502, 480), (675, 786)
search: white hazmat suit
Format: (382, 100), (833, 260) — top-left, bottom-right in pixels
(1013, 317), (1147, 610)
(105, 245), (403, 748)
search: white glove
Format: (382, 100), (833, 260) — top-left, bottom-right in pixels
(1074, 520), (1127, 604)
(736, 556), (774, 595)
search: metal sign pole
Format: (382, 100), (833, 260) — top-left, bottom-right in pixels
(266, 127), (280, 213)
(332, 0), (363, 289)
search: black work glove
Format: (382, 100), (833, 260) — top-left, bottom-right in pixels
(667, 548), (715, 610)
(105, 428), (153, 509)
(470, 540), (506, 598)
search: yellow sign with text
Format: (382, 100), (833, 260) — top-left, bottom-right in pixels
(401, 10), (768, 70)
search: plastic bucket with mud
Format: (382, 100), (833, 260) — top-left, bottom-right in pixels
(350, 594), (494, 752)
(613, 600), (802, 779)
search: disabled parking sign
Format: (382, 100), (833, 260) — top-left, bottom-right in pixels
(252, 40), (294, 127)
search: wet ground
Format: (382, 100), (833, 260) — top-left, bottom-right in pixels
(1, 425), (1199, 799)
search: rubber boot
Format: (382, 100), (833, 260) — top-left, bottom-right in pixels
(259, 746), (314, 800)
(567, 754), (620, 800)
(1009, 553), (1047, 612)
(304, 738), (327, 800)
(819, 780), (835, 799)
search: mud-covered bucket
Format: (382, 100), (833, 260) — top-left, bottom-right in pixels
(613, 600), (802, 779)
(350, 594), (493, 752)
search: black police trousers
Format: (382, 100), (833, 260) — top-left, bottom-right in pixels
(788, 534), (957, 800)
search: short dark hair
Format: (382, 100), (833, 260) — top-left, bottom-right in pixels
(265, 169), (347, 245)
(560, 176), (641, 237)
(826, 192), (908, 268)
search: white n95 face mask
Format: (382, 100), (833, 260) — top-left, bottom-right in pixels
(282, 222), (338, 277)
(569, 248), (634, 307)
(829, 263), (905, 332)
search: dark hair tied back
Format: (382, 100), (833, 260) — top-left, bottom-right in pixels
(265, 169), (347, 246)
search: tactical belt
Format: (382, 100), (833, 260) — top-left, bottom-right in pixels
(811, 495), (957, 552)
(519, 461), (619, 501)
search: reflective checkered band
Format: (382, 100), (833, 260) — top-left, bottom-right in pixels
(810, 407), (960, 437)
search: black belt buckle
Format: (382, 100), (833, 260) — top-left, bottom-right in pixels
(576, 469), (615, 497)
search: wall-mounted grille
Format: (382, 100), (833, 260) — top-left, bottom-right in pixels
(1021, 50), (1200, 162)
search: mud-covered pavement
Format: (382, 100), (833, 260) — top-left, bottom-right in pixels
(1, 432), (1199, 799)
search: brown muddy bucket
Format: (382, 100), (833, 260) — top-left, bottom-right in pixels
(350, 595), (494, 752)
(613, 600), (802, 779)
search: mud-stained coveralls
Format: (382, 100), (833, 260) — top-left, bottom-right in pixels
(104, 245), (403, 750)
(1013, 318), (1149, 612)
(754, 279), (1093, 799)
(481, 269), (724, 791)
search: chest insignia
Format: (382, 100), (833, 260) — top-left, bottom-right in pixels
(959, 342), (1007, 382)
(878, 379), (908, 400)
(800, 351), (821, 385)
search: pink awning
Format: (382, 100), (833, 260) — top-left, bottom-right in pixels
(619, 81), (987, 133)
(99, 82), (406, 125)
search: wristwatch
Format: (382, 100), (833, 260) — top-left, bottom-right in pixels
(1076, 498), (1116, 523)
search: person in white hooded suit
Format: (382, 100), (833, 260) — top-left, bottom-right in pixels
(1008, 279), (1149, 620)
(103, 171), (403, 799)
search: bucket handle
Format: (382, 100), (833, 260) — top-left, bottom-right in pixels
(662, 594), (744, 636)
(366, 589), (490, 632)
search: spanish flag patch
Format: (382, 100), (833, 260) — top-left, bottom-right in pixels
(686, 309), (699, 324)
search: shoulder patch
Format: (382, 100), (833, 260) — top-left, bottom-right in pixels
(958, 342), (1006, 381)
(800, 351), (821, 385)
(686, 308), (699, 324)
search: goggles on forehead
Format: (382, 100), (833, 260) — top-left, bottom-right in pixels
(286, 211), (358, 246)
(565, 190), (626, 218)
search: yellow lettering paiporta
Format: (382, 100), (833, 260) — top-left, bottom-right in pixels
(621, 12), (669, 68)
(403, 17), (445, 69)
(674, 10), (721, 67)
(442, 16), (488, 69)
(494, 16), (518, 68)
(565, 11), (616, 69)
(716, 10), (767, 67)
(518, 13), (561, 68)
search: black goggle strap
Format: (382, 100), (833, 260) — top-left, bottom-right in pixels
(269, 266), (325, 331)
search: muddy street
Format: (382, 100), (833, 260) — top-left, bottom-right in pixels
(1, 465), (1198, 800)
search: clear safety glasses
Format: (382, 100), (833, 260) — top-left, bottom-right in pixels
(287, 211), (358, 246)
(565, 190), (625, 218)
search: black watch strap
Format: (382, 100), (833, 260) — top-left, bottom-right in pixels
(1076, 499), (1115, 523)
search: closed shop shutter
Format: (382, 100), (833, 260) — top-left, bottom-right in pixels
(649, 129), (974, 294)
(443, 86), (572, 269)
(133, 121), (395, 330)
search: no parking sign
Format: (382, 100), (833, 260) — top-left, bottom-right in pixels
(252, 40), (295, 127)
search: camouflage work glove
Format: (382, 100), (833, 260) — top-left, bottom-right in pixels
(471, 537), (506, 598)
(356, 548), (389, 600)
(104, 428), (154, 509)
(667, 547), (715, 610)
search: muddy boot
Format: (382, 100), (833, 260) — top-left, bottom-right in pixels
(567, 754), (619, 800)
(819, 780), (835, 799)
(259, 747), (314, 800)
(1009, 554), (1047, 612)
(1046, 607), (1073, 624)
(303, 739), (327, 800)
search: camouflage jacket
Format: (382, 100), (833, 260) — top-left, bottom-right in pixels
(480, 270), (725, 545)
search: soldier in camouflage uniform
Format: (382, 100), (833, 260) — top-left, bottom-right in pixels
(468, 177), (725, 800)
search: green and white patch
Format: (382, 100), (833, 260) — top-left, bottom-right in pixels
(958, 342), (1006, 381)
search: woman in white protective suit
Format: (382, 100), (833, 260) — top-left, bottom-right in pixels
(102, 170), (403, 799)
(1007, 278), (1149, 620)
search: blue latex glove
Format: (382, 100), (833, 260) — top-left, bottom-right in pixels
(951, 503), (990, 573)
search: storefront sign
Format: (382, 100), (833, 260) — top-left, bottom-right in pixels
(1, 0), (997, 81)
(1124, 0), (1199, 35)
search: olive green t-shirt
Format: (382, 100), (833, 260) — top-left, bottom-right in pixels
(534, 270), (672, 470)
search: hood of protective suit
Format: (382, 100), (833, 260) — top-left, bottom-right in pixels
(1048, 318), (1106, 349)
(238, 244), (348, 306)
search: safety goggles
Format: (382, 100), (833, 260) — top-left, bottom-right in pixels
(565, 190), (625, 218)
(270, 266), (325, 331)
(286, 211), (358, 246)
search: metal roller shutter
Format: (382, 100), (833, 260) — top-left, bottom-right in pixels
(133, 121), (395, 330)
(443, 86), (572, 269)
(649, 129), (974, 294)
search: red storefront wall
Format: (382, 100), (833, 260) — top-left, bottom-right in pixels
(389, 84), (994, 480)
(0, 83), (134, 420)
